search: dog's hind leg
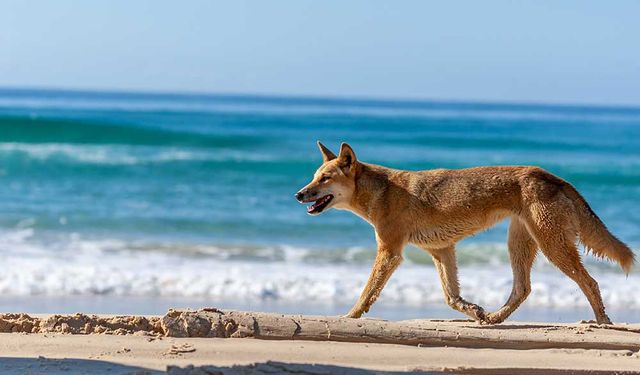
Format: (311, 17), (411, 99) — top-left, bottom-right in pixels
(541, 242), (610, 324)
(428, 246), (487, 323)
(485, 218), (538, 324)
(525, 202), (612, 325)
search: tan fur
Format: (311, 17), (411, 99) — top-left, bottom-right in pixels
(296, 142), (635, 325)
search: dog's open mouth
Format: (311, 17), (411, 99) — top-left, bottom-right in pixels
(307, 194), (334, 214)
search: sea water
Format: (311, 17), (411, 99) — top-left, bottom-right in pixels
(0, 88), (638, 322)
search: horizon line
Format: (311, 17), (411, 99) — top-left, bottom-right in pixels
(1, 85), (640, 112)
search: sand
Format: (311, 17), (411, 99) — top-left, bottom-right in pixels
(1, 309), (640, 374)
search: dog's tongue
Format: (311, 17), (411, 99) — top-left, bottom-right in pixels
(307, 195), (331, 212)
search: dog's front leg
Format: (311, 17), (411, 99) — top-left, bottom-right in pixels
(344, 235), (403, 318)
(428, 246), (487, 323)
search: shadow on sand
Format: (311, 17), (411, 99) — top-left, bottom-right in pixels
(0, 357), (161, 375)
(167, 361), (640, 375)
(168, 361), (439, 374)
(2, 358), (636, 375)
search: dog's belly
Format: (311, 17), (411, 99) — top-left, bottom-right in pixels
(408, 209), (511, 249)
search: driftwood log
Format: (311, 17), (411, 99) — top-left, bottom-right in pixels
(160, 308), (640, 351)
(2, 308), (639, 351)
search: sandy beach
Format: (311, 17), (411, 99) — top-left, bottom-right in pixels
(1, 308), (640, 374)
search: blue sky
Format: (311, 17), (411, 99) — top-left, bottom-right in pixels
(1, 0), (639, 105)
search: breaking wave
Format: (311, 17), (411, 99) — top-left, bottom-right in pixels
(0, 116), (263, 148)
(0, 142), (277, 165)
(0, 228), (637, 309)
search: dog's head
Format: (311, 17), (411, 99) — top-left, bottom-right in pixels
(295, 141), (358, 215)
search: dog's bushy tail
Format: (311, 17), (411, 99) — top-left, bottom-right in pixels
(562, 183), (635, 274)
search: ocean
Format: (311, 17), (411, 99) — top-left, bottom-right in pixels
(0, 88), (639, 322)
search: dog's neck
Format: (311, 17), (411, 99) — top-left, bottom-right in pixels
(347, 162), (390, 225)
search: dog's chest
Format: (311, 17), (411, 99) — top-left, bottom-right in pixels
(408, 210), (510, 248)
(408, 224), (469, 248)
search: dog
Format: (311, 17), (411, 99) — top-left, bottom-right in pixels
(295, 141), (635, 324)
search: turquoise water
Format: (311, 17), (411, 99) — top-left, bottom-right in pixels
(0, 88), (639, 318)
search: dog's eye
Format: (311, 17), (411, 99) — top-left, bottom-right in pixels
(320, 176), (330, 183)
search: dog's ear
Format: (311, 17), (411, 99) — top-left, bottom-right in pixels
(338, 142), (357, 170)
(317, 141), (337, 162)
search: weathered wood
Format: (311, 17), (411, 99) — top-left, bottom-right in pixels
(2, 308), (639, 351)
(160, 308), (640, 351)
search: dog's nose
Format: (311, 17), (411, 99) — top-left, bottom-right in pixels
(295, 191), (304, 202)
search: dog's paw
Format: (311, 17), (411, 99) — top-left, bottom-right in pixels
(596, 316), (613, 325)
(465, 304), (487, 324)
(481, 312), (505, 325)
(342, 310), (363, 319)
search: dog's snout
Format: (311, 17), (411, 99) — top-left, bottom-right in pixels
(295, 191), (304, 202)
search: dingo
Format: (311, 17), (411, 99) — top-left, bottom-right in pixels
(295, 142), (634, 324)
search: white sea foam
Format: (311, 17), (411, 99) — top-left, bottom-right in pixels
(0, 229), (638, 310)
(0, 142), (275, 165)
